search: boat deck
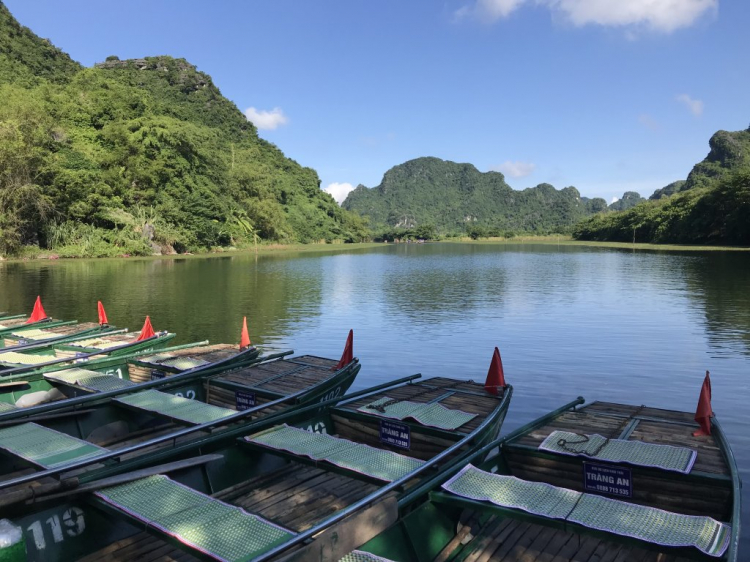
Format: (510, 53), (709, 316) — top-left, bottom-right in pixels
(504, 401), (732, 520)
(445, 513), (695, 562)
(205, 355), (340, 408)
(79, 463), (384, 562)
(127, 344), (238, 382)
(3, 322), (100, 346)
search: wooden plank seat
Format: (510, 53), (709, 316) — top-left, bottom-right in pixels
(356, 396), (477, 430)
(539, 430), (697, 473)
(438, 464), (731, 558)
(94, 475), (294, 562)
(0, 422), (105, 468)
(246, 424), (425, 482)
(44, 367), (135, 393)
(115, 389), (236, 425)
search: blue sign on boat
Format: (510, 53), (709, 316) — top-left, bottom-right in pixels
(236, 390), (256, 410)
(150, 370), (166, 380)
(380, 420), (410, 450)
(583, 462), (632, 498)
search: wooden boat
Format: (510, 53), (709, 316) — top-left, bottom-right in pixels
(0, 375), (512, 561)
(0, 330), (177, 376)
(351, 397), (741, 562)
(0, 316), (76, 338)
(1, 322), (120, 349)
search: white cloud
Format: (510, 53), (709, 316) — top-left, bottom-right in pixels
(676, 94), (704, 116)
(455, 0), (717, 32)
(243, 107), (289, 130)
(610, 196), (620, 204)
(324, 182), (355, 205)
(491, 160), (536, 178)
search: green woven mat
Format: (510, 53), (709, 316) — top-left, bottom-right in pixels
(45, 368), (135, 393)
(95, 475), (294, 562)
(115, 389), (235, 425)
(0, 422), (105, 468)
(0, 401), (17, 412)
(69, 337), (130, 350)
(569, 493), (730, 557)
(339, 552), (396, 562)
(9, 328), (50, 340)
(248, 424), (425, 482)
(442, 465), (580, 519)
(540, 430), (697, 474)
(358, 397), (477, 430)
(0, 352), (53, 365)
(139, 353), (176, 365)
(442, 465), (731, 558)
(158, 356), (211, 370)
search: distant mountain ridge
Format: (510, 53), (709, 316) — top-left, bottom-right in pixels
(343, 157), (609, 234)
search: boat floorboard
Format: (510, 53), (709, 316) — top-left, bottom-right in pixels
(449, 514), (695, 562)
(79, 463), (382, 562)
(512, 401), (728, 476)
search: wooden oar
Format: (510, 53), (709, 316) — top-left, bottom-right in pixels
(5, 453), (224, 508)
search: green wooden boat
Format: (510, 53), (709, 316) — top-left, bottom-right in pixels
(0, 375), (511, 561)
(352, 397), (741, 562)
(0, 341), (267, 410)
(0, 322), (120, 350)
(0, 331), (177, 376)
(0, 317), (77, 338)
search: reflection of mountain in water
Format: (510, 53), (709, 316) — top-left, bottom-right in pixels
(682, 253), (750, 357)
(0, 254), (325, 345)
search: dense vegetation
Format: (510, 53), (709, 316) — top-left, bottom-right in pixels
(343, 157), (611, 236)
(0, 3), (367, 258)
(573, 128), (750, 245)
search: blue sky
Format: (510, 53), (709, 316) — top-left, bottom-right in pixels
(6, 0), (749, 203)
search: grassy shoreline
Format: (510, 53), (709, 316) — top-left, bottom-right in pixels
(2, 236), (748, 264)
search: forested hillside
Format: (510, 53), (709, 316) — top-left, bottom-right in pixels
(573, 128), (750, 245)
(0, 2), (367, 257)
(342, 157), (607, 236)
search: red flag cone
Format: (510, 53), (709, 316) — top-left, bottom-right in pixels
(240, 317), (251, 350)
(25, 296), (47, 324)
(97, 301), (109, 326)
(693, 371), (713, 437)
(484, 347), (506, 395)
(135, 316), (155, 341)
(333, 330), (354, 371)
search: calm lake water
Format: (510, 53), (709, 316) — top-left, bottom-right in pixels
(1, 242), (749, 546)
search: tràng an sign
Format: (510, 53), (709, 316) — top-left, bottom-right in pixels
(235, 390), (256, 410)
(380, 419), (410, 450)
(583, 462), (632, 498)
(150, 370), (166, 380)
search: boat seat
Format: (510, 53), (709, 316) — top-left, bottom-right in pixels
(340, 551), (396, 562)
(246, 424), (425, 482)
(357, 396), (477, 430)
(115, 389), (235, 425)
(0, 352), (54, 366)
(67, 336), (133, 350)
(8, 328), (51, 341)
(438, 464), (731, 558)
(45, 368), (135, 393)
(94, 474), (293, 561)
(0, 422), (105, 468)
(539, 430), (697, 474)
(137, 353), (210, 370)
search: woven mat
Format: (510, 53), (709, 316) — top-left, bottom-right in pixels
(96, 475), (293, 562)
(9, 328), (50, 340)
(158, 357), (210, 370)
(0, 402), (17, 412)
(116, 389), (235, 425)
(68, 336), (132, 350)
(247, 424), (425, 482)
(45, 368), (135, 393)
(0, 352), (54, 365)
(0, 422), (105, 468)
(138, 353), (176, 365)
(339, 552), (396, 562)
(540, 430), (697, 474)
(442, 465), (730, 557)
(358, 397), (477, 430)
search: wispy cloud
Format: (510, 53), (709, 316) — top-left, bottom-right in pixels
(455, 0), (717, 33)
(638, 113), (660, 131)
(324, 182), (355, 205)
(491, 160), (536, 178)
(676, 94), (704, 116)
(244, 107), (289, 130)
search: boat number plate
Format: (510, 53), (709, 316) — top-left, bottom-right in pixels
(150, 370), (166, 380)
(17, 339), (29, 345)
(236, 391), (256, 410)
(380, 420), (410, 450)
(583, 462), (632, 498)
